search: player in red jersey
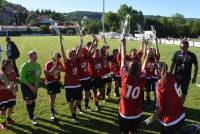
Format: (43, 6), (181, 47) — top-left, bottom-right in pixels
(0, 59), (18, 129)
(76, 37), (92, 113)
(110, 49), (121, 97)
(59, 35), (82, 124)
(119, 35), (147, 134)
(88, 35), (104, 111)
(101, 45), (112, 100)
(153, 62), (185, 134)
(44, 52), (64, 121)
(144, 40), (160, 106)
(129, 39), (144, 67)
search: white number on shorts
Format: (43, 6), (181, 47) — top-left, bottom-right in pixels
(174, 83), (182, 97)
(126, 85), (140, 99)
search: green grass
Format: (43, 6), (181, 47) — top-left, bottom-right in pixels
(0, 36), (200, 134)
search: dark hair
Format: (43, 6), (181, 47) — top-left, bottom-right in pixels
(160, 62), (169, 86)
(6, 37), (11, 40)
(128, 60), (140, 80)
(180, 39), (189, 47)
(130, 48), (137, 53)
(1, 59), (12, 72)
(113, 49), (118, 54)
(86, 42), (92, 47)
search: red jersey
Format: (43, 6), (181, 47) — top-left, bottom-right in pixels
(0, 71), (16, 104)
(119, 66), (146, 119)
(145, 55), (160, 78)
(131, 51), (143, 66)
(64, 59), (81, 88)
(89, 56), (104, 78)
(44, 60), (63, 84)
(117, 54), (132, 67)
(110, 55), (120, 77)
(78, 56), (91, 81)
(102, 55), (111, 75)
(156, 73), (185, 126)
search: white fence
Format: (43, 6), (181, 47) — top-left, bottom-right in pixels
(133, 38), (200, 48)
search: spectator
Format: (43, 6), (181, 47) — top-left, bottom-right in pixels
(170, 39), (198, 103)
(6, 37), (20, 77)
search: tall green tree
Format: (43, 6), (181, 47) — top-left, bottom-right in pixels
(105, 11), (120, 32)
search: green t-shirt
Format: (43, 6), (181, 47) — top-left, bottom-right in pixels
(20, 61), (41, 87)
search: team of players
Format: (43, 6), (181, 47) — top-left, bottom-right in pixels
(0, 35), (187, 134)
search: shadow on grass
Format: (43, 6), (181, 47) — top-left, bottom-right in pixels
(185, 107), (200, 123)
(12, 122), (66, 134)
(37, 117), (103, 134)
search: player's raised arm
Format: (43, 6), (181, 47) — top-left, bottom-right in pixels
(138, 38), (145, 54)
(76, 35), (83, 57)
(88, 35), (98, 56)
(142, 49), (150, 71)
(120, 34), (126, 68)
(59, 35), (67, 62)
(155, 38), (160, 57)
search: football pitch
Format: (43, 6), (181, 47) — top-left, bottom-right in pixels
(0, 36), (199, 134)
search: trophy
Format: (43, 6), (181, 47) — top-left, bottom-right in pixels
(0, 74), (16, 95)
(121, 14), (130, 35)
(50, 19), (61, 36)
(75, 16), (88, 36)
(102, 35), (108, 46)
(137, 24), (157, 48)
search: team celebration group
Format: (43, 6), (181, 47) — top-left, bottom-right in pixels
(0, 34), (198, 134)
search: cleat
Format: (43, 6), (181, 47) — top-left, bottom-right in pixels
(31, 119), (38, 125)
(71, 119), (80, 124)
(85, 107), (92, 112)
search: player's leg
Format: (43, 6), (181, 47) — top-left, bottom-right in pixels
(0, 105), (7, 129)
(105, 75), (113, 100)
(145, 78), (151, 105)
(181, 78), (191, 104)
(6, 101), (16, 125)
(75, 87), (83, 115)
(82, 79), (92, 111)
(65, 88), (80, 124)
(21, 83), (38, 125)
(114, 76), (121, 97)
(47, 81), (61, 120)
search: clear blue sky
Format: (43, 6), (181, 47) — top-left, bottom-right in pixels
(7, 0), (200, 18)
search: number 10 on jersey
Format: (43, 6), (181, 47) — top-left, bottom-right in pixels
(126, 85), (140, 99)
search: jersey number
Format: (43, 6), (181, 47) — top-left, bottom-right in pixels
(174, 83), (182, 97)
(125, 85), (140, 99)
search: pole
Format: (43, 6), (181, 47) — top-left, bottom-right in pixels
(102, 0), (105, 33)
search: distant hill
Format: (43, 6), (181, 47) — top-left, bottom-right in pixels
(0, 0), (28, 25)
(0, 0), (199, 25)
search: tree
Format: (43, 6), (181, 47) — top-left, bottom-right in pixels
(87, 21), (102, 34)
(40, 25), (50, 34)
(191, 20), (200, 37)
(26, 12), (37, 26)
(117, 4), (144, 34)
(171, 13), (185, 25)
(105, 11), (120, 32)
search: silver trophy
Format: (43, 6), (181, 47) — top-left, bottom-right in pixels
(50, 19), (61, 36)
(137, 24), (157, 48)
(75, 16), (88, 36)
(137, 24), (144, 34)
(121, 14), (130, 35)
(50, 18), (63, 41)
(102, 35), (108, 46)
